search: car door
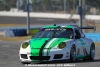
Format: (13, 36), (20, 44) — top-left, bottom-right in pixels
(79, 30), (89, 56)
(74, 28), (84, 57)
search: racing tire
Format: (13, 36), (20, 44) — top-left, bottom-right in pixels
(89, 43), (95, 60)
(83, 43), (95, 61)
(70, 45), (76, 62)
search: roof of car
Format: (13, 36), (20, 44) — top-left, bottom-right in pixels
(43, 25), (77, 29)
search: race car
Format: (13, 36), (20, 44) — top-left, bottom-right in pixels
(19, 25), (95, 64)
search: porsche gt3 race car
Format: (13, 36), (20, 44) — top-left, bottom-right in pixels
(19, 25), (95, 64)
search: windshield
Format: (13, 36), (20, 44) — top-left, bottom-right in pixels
(32, 28), (73, 38)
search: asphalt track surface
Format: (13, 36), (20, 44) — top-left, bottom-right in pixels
(0, 41), (100, 67)
(0, 16), (78, 25)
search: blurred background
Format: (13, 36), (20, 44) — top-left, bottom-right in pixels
(0, 0), (100, 14)
(0, 0), (100, 31)
(0, 0), (100, 42)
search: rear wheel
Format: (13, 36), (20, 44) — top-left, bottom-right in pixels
(89, 43), (95, 60)
(83, 43), (95, 61)
(70, 45), (76, 62)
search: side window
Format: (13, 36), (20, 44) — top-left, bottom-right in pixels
(79, 29), (85, 38)
(75, 29), (81, 39)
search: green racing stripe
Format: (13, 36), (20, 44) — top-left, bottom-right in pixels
(45, 38), (70, 56)
(30, 38), (70, 57)
(39, 38), (52, 56)
(30, 38), (49, 56)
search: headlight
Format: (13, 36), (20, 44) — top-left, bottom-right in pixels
(58, 42), (66, 49)
(22, 42), (29, 49)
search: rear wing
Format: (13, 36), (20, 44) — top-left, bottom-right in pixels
(79, 26), (96, 32)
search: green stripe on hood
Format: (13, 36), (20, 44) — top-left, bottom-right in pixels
(46, 38), (70, 56)
(49, 38), (69, 48)
(29, 38), (70, 57)
(30, 38), (49, 56)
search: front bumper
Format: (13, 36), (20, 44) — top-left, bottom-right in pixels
(19, 48), (70, 63)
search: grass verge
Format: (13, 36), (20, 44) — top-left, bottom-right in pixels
(30, 29), (39, 35)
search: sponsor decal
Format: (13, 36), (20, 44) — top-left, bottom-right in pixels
(45, 28), (66, 31)
(79, 39), (85, 45)
(79, 39), (88, 56)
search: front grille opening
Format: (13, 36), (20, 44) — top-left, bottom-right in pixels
(30, 56), (50, 60)
(21, 54), (28, 59)
(54, 54), (63, 59)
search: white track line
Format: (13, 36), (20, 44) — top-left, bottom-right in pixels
(2, 45), (10, 47)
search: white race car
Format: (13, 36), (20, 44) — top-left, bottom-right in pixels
(19, 25), (95, 64)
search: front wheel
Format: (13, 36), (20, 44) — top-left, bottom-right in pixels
(70, 45), (76, 62)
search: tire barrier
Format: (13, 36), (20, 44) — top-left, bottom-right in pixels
(4, 29), (27, 37)
(4, 29), (15, 37)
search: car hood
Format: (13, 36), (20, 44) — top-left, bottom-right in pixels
(29, 38), (70, 49)
(29, 38), (49, 49)
(29, 38), (70, 56)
